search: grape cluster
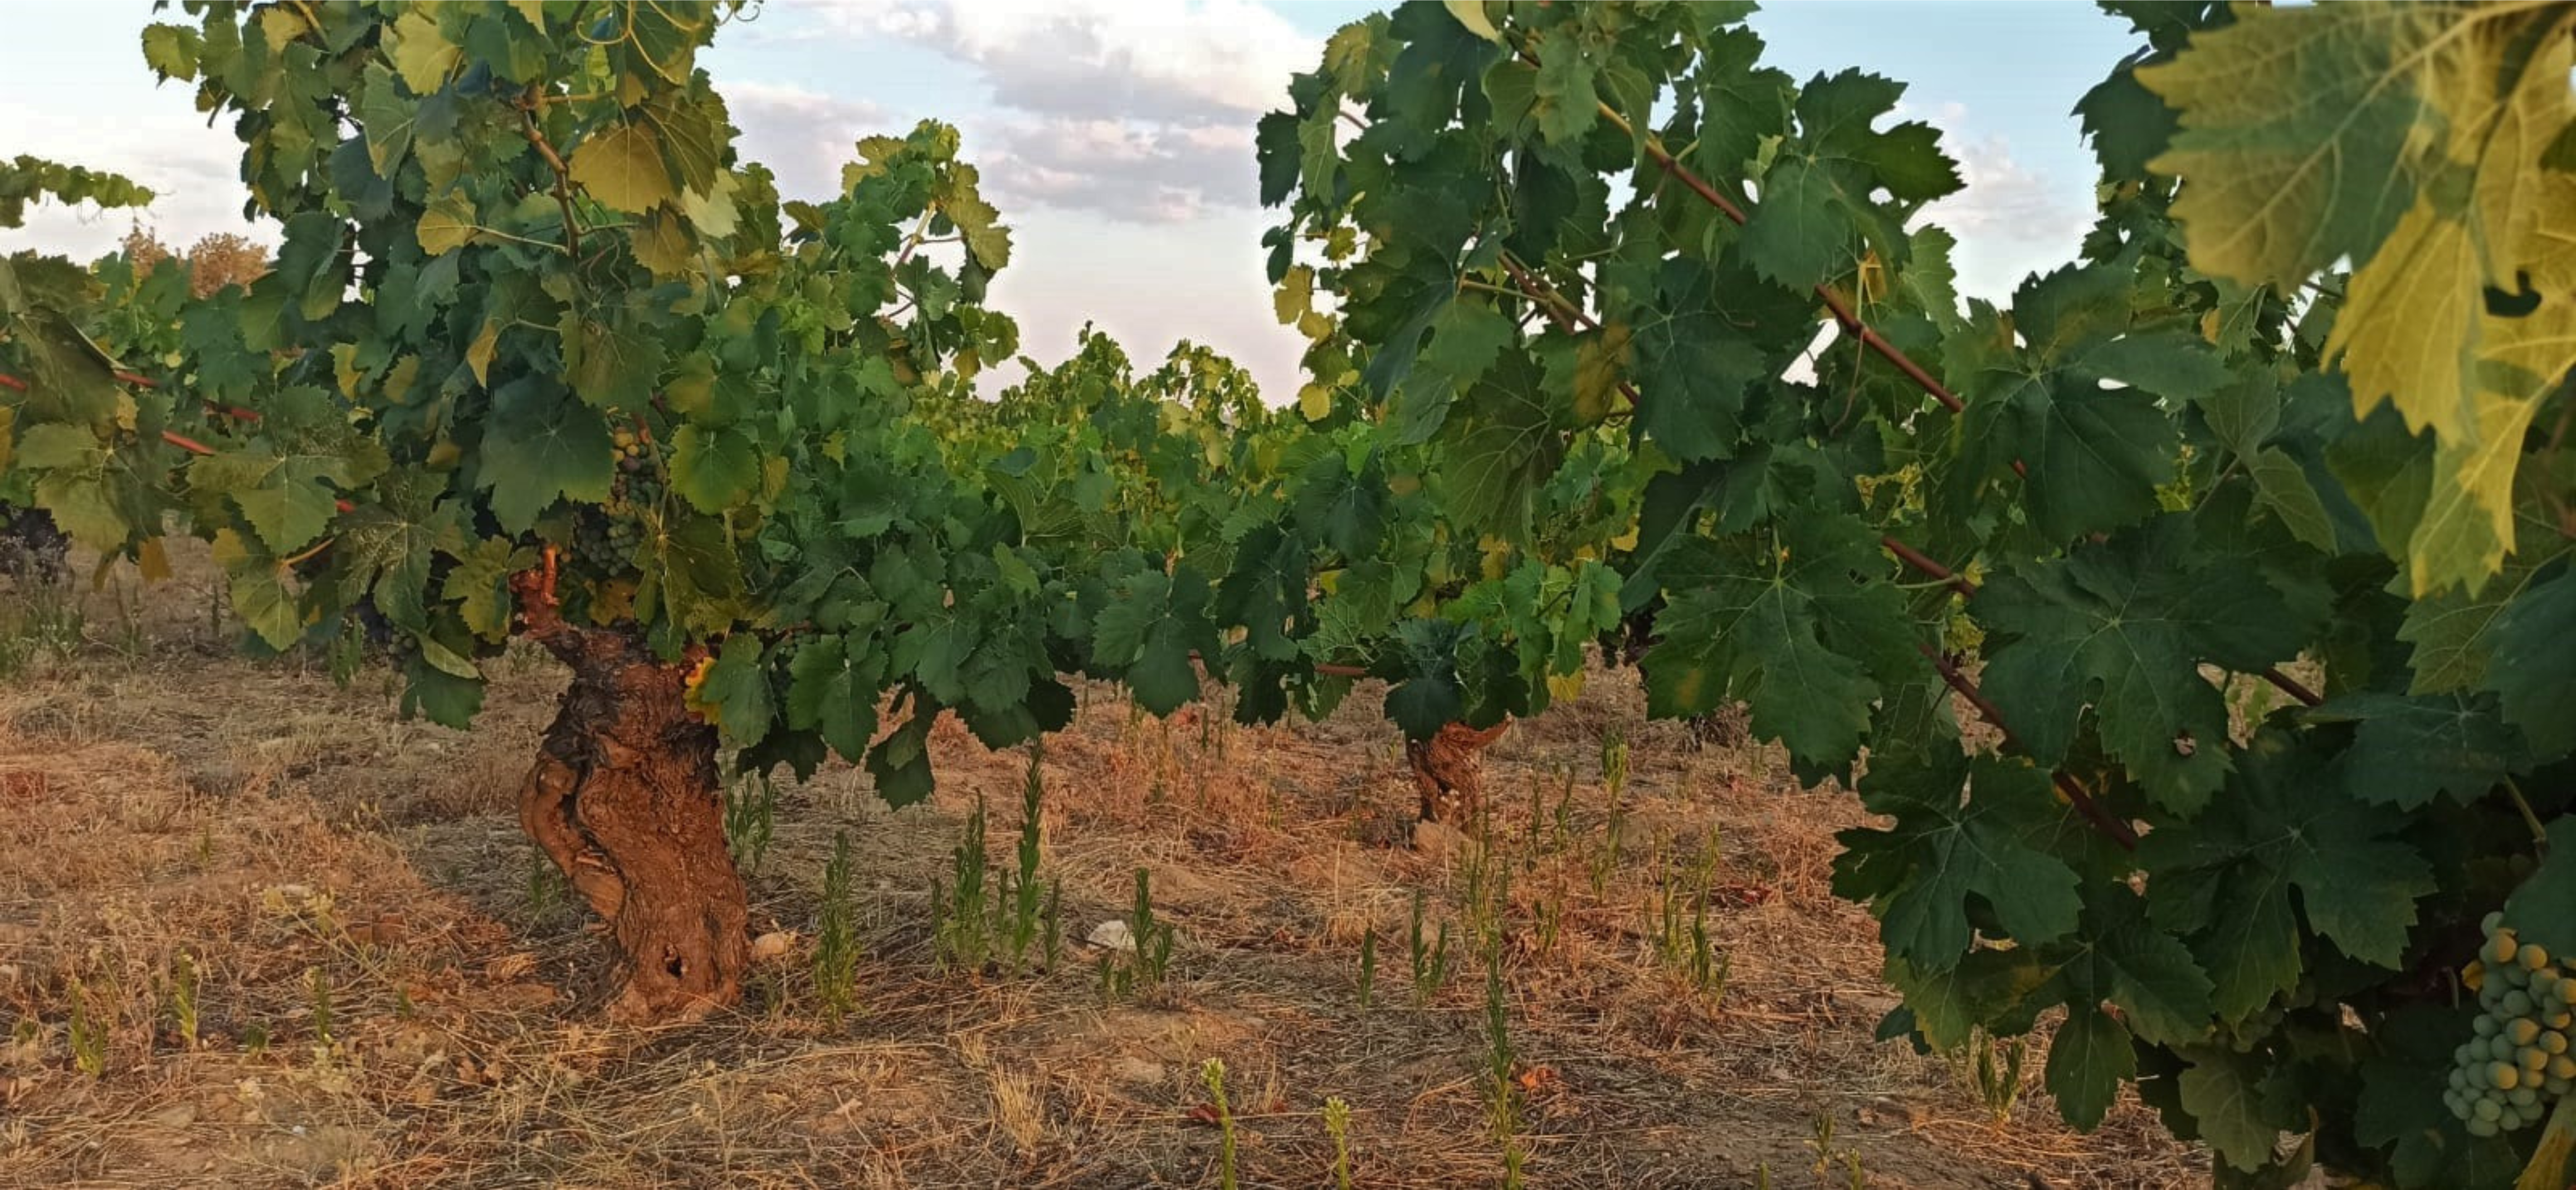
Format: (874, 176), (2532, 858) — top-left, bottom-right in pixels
(569, 508), (641, 573)
(0, 503), (71, 584)
(563, 425), (655, 574)
(614, 426), (648, 475)
(2445, 913), (2576, 1137)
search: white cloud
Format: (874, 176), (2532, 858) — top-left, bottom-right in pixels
(1904, 102), (2094, 299)
(812, 0), (1310, 223)
(975, 117), (1255, 222)
(830, 0), (1308, 121)
(0, 97), (268, 262)
(721, 81), (890, 201)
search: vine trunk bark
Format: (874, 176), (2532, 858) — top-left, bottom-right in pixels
(1407, 719), (1511, 828)
(510, 573), (747, 1022)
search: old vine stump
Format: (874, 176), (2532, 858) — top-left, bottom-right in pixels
(1407, 719), (1511, 829)
(511, 572), (747, 1022)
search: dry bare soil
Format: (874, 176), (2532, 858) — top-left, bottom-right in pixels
(0, 547), (2200, 1188)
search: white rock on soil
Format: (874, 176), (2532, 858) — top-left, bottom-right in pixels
(1088, 920), (1138, 952)
(749, 931), (796, 963)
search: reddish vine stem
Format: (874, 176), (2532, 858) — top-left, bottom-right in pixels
(2259, 667), (2322, 708)
(1875, 536), (2320, 708)
(1919, 642), (2140, 850)
(0, 371), (354, 511)
(1188, 650), (1365, 680)
(1563, 82), (1970, 416)
(1642, 143), (1963, 411)
(516, 91), (583, 260)
(1486, 77), (2300, 843)
(2, 369), (214, 455)
(1510, 249), (2324, 718)
(4, 368), (256, 421)
(1880, 535), (1976, 598)
(1496, 255), (2126, 843)
(1547, 69), (2326, 711)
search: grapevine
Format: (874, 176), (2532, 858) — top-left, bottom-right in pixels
(1261, 3), (2576, 1187)
(0, 7), (2569, 1187)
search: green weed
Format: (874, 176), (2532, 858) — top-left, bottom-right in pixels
(67, 977), (106, 1078)
(1100, 868), (1177, 1003)
(814, 830), (860, 1020)
(1323, 1095), (1354, 1190)
(725, 768), (781, 875)
(167, 950), (199, 1050)
(1201, 1057), (1238, 1190)
(1408, 888), (1450, 1007)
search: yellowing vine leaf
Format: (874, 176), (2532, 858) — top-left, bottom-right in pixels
(2407, 383), (2543, 593)
(569, 124), (676, 216)
(416, 191), (475, 255)
(1274, 265), (1314, 326)
(1297, 382), (1332, 421)
(385, 10), (458, 95)
(1442, 0), (1502, 44)
(2138, 4), (2441, 285)
(2326, 201), (2480, 445)
(2148, 2), (2576, 593)
(465, 319), (499, 386)
(256, 6), (309, 53)
(1574, 323), (1632, 423)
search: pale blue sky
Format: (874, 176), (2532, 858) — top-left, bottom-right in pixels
(5, 1), (2140, 400)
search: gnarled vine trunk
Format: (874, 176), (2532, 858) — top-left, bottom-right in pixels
(1407, 719), (1511, 828)
(511, 574), (746, 1022)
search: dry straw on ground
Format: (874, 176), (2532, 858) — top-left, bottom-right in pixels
(0, 543), (2202, 1188)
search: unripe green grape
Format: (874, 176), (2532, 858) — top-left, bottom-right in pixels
(2476, 1096), (2505, 1121)
(2548, 1075), (2572, 1097)
(2468, 1115), (2500, 1138)
(2504, 990), (2535, 1017)
(2507, 1086), (2539, 1108)
(2477, 1015), (2503, 1038)
(2485, 911), (2506, 935)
